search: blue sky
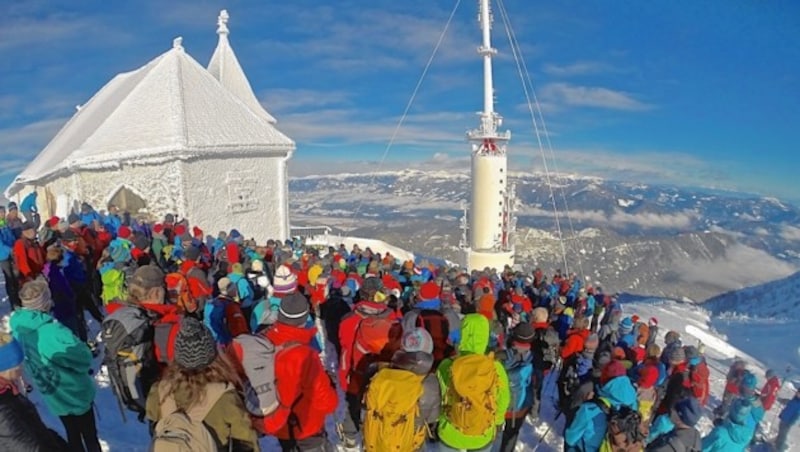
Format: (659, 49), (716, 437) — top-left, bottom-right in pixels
(1, 0), (799, 202)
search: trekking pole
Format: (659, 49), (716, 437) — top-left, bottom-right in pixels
(109, 374), (128, 424)
(532, 410), (561, 451)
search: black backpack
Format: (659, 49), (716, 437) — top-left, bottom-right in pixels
(102, 306), (159, 419)
(532, 326), (558, 370)
(598, 402), (644, 450)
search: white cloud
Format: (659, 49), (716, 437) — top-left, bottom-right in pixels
(542, 61), (621, 77)
(673, 244), (797, 293)
(780, 224), (800, 242)
(518, 206), (697, 229)
(539, 82), (652, 111)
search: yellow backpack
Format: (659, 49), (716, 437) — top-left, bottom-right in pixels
(363, 368), (427, 451)
(444, 353), (498, 436)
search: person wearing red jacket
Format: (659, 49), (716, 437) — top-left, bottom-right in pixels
(12, 222), (45, 284)
(761, 369), (781, 411)
(261, 293), (337, 451)
(337, 277), (401, 448)
(106, 265), (181, 365)
(179, 246), (213, 305)
(685, 345), (710, 406)
(560, 316), (591, 360)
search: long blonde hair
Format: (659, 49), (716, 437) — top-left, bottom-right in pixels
(158, 352), (241, 411)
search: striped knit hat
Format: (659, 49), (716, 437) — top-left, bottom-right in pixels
(278, 292), (309, 327)
(273, 265), (298, 295)
(174, 318), (218, 371)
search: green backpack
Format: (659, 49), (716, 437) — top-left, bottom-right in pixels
(102, 267), (128, 305)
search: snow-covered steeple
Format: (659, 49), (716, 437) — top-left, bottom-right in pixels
(208, 9), (277, 124)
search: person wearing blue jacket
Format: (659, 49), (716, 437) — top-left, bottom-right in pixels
(565, 360), (638, 451)
(702, 398), (756, 452)
(775, 385), (800, 451)
(11, 278), (100, 452)
(0, 219), (20, 308)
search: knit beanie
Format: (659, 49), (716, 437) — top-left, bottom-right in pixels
(118, 226), (132, 239)
(273, 265), (298, 295)
(19, 278), (53, 312)
(174, 318), (218, 371)
(184, 245), (201, 262)
(674, 397), (702, 427)
(665, 331), (680, 345)
(231, 262), (244, 275)
(532, 307), (549, 324)
(129, 265), (165, 290)
(601, 360), (627, 385)
(401, 328), (434, 355)
(669, 346), (686, 365)
(511, 322), (536, 343)
(419, 281), (440, 301)
(278, 292), (309, 327)
(619, 317), (634, 335)
(0, 337), (24, 372)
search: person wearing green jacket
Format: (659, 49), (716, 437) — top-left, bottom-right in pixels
(10, 278), (100, 452)
(437, 313), (511, 451)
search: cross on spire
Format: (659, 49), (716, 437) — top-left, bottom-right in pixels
(217, 9), (230, 35)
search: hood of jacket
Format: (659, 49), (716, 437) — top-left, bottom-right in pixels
(266, 322), (318, 346)
(391, 350), (434, 375)
(598, 376), (638, 410)
(723, 419), (752, 445)
(458, 313), (490, 355)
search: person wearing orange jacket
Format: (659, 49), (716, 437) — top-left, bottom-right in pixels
(261, 292), (337, 451)
(12, 222), (45, 284)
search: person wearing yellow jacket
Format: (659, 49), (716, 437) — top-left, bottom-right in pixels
(437, 313), (510, 451)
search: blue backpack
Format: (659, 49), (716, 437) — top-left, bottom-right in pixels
(504, 349), (534, 413)
(204, 298), (232, 345)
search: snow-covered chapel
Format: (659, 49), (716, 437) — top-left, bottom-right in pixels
(4, 10), (294, 242)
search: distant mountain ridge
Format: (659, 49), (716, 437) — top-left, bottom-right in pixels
(289, 170), (800, 301)
(706, 270), (800, 319)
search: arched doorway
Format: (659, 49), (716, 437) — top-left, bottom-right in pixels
(108, 186), (147, 214)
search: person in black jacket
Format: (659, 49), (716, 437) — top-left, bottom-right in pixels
(0, 332), (69, 451)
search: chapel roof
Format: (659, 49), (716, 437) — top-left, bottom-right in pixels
(7, 13), (293, 197)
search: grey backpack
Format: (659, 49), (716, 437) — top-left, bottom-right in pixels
(233, 334), (281, 417)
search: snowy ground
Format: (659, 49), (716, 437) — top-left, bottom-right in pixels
(1, 273), (798, 451)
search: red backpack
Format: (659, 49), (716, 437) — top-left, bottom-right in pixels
(165, 272), (199, 315)
(348, 315), (398, 394)
(403, 310), (453, 367)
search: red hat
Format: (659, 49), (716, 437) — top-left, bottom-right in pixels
(174, 224), (187, 237)
(631, 315), (640, 324)
(118, 226), (132, 239)
(46, 216), (60, 227)
(419, 281), (440, 301)
(612, 346), (627, 361)
(601, 360), (627, 384)
(649, 317), (658, 326)
(193, 226), (203, 238)
(638, 365), (659, 389)
(153, 223), (164, 234)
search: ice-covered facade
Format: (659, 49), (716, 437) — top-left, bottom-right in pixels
(4, 10), (294, 242)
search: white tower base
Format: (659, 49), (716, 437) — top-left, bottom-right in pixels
(465, 248), (515, 272)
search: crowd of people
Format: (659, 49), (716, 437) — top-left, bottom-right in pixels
(0, 198), (798, 452)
